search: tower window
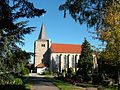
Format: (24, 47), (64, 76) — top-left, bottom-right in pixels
(41, 44), (45, 47)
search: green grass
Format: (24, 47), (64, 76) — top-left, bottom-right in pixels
(45, 76), (118, 90)
(24, 83), (32, 90)
(23, 77), (32, 90)
(37, 74), (53, 77)
(104, 86), (118, 90)
(54, 80), (83, 90)
(45, 77), (84, 90)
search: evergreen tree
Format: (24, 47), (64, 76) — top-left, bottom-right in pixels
(0, 0), (46, 30)
(78, 38), (93, 82)
(0, 0), (46, 84)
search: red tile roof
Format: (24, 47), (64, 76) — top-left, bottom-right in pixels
(51, 43), (82, 53)
(36, 63), (45, 68)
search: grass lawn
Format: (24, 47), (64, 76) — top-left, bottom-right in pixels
(45, 76), (118, 90)
(24, 83), (32, 90)
(53, 80), (85, 90)
(104, 86), (118, 90)
(45, 77), (85, 90)
(23, 76), (32, 90)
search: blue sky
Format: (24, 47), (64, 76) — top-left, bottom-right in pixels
(20, 0), (101, 62)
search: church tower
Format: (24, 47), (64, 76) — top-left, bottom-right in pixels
(34, 22), (50, 67)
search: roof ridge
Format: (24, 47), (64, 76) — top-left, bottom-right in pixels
(52, 43), (81, 46)
(51, 43), (82, 53)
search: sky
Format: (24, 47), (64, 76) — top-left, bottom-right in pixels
(20, 0), (102, 63)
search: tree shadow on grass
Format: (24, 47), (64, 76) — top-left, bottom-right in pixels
(23, 75), (56, 87)
(0, 85), (30, 90)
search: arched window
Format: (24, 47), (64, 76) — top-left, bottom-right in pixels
(72, 55), (75, 68)
(56, 55), (59, 64)
(55, 55), (59, 72)
(64, 55), (67, 68)
(79, 55), (81, 60)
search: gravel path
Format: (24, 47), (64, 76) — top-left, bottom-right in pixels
(28, 73), (97, 90)
(29, 73), (59, 90)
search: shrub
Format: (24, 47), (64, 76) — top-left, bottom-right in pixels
(102, 80), (110, 86)
(68, 67), (75, 77)
(21, 68), (29, 75)
(45, 71), (50, 75)
(92, 74), (100, 85)
(62, 69), (66, 77)
(41, 68), (52, 75)
(13, 78), (23, 85)
(47, 68), (52, 74)
(0, 73), (15, 84)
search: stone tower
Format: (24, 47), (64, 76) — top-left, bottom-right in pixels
(34, 22), (50, 67)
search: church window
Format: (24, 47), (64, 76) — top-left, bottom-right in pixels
(41, 44), (45, 47)
(64, 55), (67, 68)
(75, 55), (77, 63)
(56, 55), (59, 64)
(55, 55), (59, 71)
(79, 55), (81, 60)
(72, 55), (75, 68)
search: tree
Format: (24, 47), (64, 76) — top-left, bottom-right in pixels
(59, 0), (120, 31)
(0, 21), (33, 84)
(0, 0), (46, 84)
(59, 0), (120, 46)
(0, 0), (46, 30)
(77, 38), (93, 82)
(98, 2), (120, 84)
(59, 0), (120, 85)
(98, 29), (120, 83)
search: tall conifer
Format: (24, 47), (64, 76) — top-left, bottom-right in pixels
(78, 38), (93, 81)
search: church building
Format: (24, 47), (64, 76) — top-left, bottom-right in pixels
(34, 22), (97, 73)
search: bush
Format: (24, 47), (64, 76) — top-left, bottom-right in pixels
(0, 73), (15, 84)
(62, 69), (66, 77)
(92, 74), (100, 85)
(21, 68), (29, 75)
(68, 68), (75, 77)
(41, 68), (52, 75)
(13, 78), (23, 85)
(102, 80), (110, 86)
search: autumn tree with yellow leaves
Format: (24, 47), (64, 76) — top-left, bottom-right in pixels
(59, 0), (120, 85)
(59, 0), (120, 61)
(98, 3), (120, 84)
(99, 2), (120, 63)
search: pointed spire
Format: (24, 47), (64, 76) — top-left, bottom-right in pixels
(38, 22), (47, 40)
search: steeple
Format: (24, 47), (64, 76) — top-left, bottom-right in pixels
(38, 22), (47, 40)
